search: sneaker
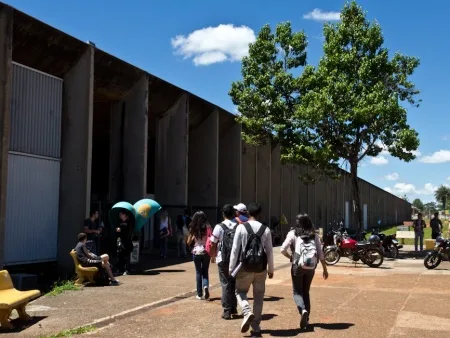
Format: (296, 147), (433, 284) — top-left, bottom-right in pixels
(231, 308), (238, 315)
(110, 280), (120, 286)
(241, 313), (255, 333)
(196, 295), (202, 300)
(300, 310), (309, 329)
(203, 286), (210, 300)
(222, 312), (232, 320)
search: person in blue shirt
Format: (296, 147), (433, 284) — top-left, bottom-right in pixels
(232, 203), (249, 224)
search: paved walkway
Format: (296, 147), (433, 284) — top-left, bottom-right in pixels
(3, 248), (450, 337)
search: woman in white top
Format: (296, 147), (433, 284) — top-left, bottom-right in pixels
(281, 213), (329, 330)
(186, 211), (212, 300)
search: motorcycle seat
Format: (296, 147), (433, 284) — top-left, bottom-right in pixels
(356, 241), (370, 247)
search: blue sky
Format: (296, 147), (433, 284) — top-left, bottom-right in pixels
(5, 0), (450, 203)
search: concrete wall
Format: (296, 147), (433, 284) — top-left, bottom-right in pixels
(155, 94), (189, 206)
(58, 47), (94, 272)
(123, 76), (149, 202)
(256, 142), (271, 224)
(218, 121), (241, 207)
(0, 5), (12, 269)
(270, 144), (281, 225)
(188, 109), (219, 223)
(241, 142), (256, 207)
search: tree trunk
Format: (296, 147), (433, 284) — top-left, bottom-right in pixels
(350, 160), (363, 231)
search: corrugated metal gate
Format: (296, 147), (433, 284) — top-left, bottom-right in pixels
(4, 63), (62, 265)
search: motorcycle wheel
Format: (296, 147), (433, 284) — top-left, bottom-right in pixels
(324, 249), (341, 265)
(424, 252), (441, 269)
(363, 249), (384, 268)
(386, 245), (399, 259)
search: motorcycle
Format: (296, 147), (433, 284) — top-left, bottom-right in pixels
(424, 235), (450, 269)
(372, 228), (403, 259)
(324, 231), (384, 268)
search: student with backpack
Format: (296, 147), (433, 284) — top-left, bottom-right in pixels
(281, 213), (329, 330)
(210, 204), (238, 319)
(186, 211), (213, 300)
(229, 203), (274, 336)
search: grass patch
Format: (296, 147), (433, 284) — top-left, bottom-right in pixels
(369, 219), (450, 245)
(38, 325), (96, 338)
(46, 280), (80, 297)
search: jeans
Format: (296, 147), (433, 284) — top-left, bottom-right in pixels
(193, 254), (210, 297)
(432, 232), (440, 240)
(291, 266), (315, 314)
(176, 232), (187, 257)
(235, 270), (267, 332)
(415, 232), (424, 251)
(218, 262), (237, 313)
(160, 236), (168, 257)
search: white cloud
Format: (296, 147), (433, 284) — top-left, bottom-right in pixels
(303, 9), (341, 22)
(419, 150), (450, 164)
(384, 173), (399, 181)
(384, 182), (437, 197)
(370, 156), (388, 165)
(171, 24), (256, 66)
(374, 140), (389, 155)
(442, 135), (449, 141)
(447, 177), (450, 181)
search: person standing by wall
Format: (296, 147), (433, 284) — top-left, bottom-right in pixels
(84, 210), (101, 255)
(430, 212), (443, 239)
(175, 214), (188, 258)
(116, 211), (133, 275)
(412, 213), (426, 252)
(159, 209), (172, 259)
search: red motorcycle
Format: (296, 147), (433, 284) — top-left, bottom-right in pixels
(324, 231), (384, 268)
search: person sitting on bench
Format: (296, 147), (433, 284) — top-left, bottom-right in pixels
(75, 233), (120, 286)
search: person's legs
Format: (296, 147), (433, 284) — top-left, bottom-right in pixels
(250, 270), (267, 333)
(432, 232), (438, 240)
(235, 271), (255, 333)
(193, 255), (203, 298)
(414, 233), (419, 252)
(181, 238), (187, 257)
(201, 254), (210, 299)
(176, 233), (182, 257)
(302, 270), (315, 315)
(291, 267), (306, 314)
(102, 261), (117, 281)
(420, 233), (424, 251)
(218, 263), (233, 317)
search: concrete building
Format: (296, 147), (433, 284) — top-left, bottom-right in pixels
(0, 3), (412, 273)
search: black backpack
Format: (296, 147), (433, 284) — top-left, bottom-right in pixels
(219, 223), (237, 265)
(241, 223), (268, 273)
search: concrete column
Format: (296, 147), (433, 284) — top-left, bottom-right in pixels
(58, 47), (94, 272)
(188, 109), (219, 223)
(256, 142), (271, 224)
(281, 164), (292, 228)
(218, 121), (241, 207)
(108, 101), (121, 202)
(123, 76), (148, 202)
(270, 143), (281, 225)
(241, 142), (256, 206)
(155, 94), (189, 206)
(0, 5), (12, 269)
(290, 165), (300, 226)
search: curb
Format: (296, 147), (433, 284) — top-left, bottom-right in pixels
(80, 262), (293, 331)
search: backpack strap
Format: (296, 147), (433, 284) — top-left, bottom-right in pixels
(220, 223), (228, 231)
(256, 224), (267, 237)
(243, 222), (254, 235)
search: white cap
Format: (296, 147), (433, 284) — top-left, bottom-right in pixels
(233, 203), (247, 213)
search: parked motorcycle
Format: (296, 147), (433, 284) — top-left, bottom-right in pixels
(324, 232), (384, 268)
(372, 228), (403, 259)
(424, 235), (450, 269)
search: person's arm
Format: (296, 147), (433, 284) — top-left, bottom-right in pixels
(316, 235), (329, 279)
(209, 225), (221, 261)
(264, 229), (274, 276)
(280, 231), (295, 260)
(229, 226), (243, 273)
(186, 234), (194, 246)
(82, 245), (101, 263)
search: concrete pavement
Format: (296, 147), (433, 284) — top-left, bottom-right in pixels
(3, 250), (450, 337)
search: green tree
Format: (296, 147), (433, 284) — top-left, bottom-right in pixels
(412, 198), (424, 212)
(230, 1), (421, 230)
(423, 201), (438, 215)
(435, 185), (450, 210)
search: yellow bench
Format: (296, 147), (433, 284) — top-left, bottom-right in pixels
(69, 250), (99, 285)
(0, 270), (41, 330)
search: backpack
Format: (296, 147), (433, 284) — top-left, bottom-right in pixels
(293, 235), (318, 271)
(219, 223), (237, 265)
(241, 223), (268, 273)
(205, 225), (213, 255)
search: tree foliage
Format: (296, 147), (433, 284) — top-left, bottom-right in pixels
(412, 198), (424, 212)
(435, 185), (450, 210)
(230, 1), (421, 229)
(423, 202), (438, 214)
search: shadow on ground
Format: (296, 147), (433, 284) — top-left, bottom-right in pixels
(0, 316), (46, 334)
(259, 322), (354, 337)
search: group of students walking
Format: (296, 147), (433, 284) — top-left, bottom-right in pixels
(185, 202), (329, 336)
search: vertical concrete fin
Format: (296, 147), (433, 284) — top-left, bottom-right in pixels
(123, 75), (149, 202)
(59, 46), (95, 272)
(270, 143), (281, 225)
(256, 141), (271, 223)
(155, 93), (189, 206)
(0, 5), (13, 269)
